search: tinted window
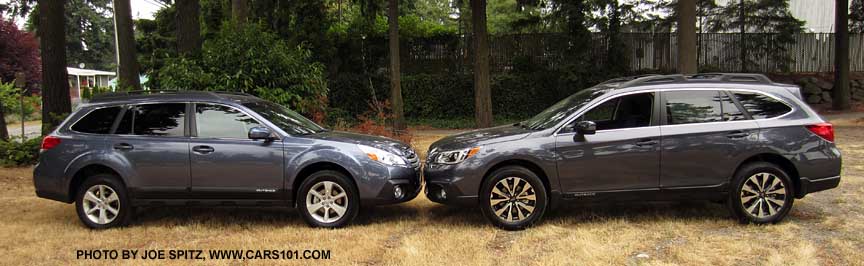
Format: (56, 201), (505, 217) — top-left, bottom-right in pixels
(578, 92), (654, 131)
(733, 91), (792, 119)
(665, 91), (723, 125)
(195, 104), (262, 139)
(71, 107), (121, 134)
(116, 103), (186, 136)
(720, 93), (747, 121)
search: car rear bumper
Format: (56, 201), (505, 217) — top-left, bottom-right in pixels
(797, 175), (841, 198)
(33, 164), (72, 203)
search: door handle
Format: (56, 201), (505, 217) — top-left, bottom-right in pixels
(726, 131), (750, 139)
(635, 139), (659, 146)
(113, 143), (134, 150)
(192, 145), (215, 154)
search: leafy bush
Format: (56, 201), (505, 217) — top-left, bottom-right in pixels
(1, 82), (40, 123)
(158, 22), (328, 115)
(0, 137), (40, 166)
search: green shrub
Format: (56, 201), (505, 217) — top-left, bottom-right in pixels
(158, 22), (328, 115)
(0, 137), (40, 166)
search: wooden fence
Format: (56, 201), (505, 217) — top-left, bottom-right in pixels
(397, 33), (864, 74)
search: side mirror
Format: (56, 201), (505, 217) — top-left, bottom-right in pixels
(248, 127), (273, 140)
(576, 121), (596, 135)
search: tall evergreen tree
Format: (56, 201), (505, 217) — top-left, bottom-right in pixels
(37, 0), (71, 134)
(388, 0), (405, 130)
(471, 0), (492, 128)
(113, 0), (140, 90)
(176, 0), (201, 55)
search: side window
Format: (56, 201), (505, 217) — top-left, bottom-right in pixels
(664, 91), (723, 125)
(71, 107), (122, 134)
(578, 92), (654, 131)
(733, 91), (792, 119)
(720, 93), (747, 121)
(195, 104), (262, 139)
(115, 103), (186, 136)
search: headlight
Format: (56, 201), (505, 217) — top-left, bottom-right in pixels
(358, 144), (407, 167)
(432, 147), (480, 165)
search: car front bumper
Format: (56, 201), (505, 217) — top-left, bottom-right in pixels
(359, 164), (422, 205)
(422, 163), (481, 206)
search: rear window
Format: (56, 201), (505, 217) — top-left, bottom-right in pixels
(115, 103), (186, 136)
(732, 91), (792, 119)
(70, 107), (121, 134)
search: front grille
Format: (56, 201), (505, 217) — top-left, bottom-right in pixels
(405, 149), (420, 168)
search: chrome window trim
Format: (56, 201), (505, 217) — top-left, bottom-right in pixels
(552, 87), (796, 136)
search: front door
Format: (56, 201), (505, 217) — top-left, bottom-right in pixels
(555, 92), (661, 193)
(188, 103), (284, 200)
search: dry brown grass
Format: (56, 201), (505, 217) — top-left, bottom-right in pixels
(1, 128), (863, 265)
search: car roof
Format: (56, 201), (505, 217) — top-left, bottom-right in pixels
(83, 90), (261, 106)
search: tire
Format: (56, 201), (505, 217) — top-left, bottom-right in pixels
(74, 174), (132, 229)
(297, 170), (360, 228)
(727, 162), (795, 224)
(480, 166), (548, 230)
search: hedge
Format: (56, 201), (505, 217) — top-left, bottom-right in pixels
(328, 70), (601, 122)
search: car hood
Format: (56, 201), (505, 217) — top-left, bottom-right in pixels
(430, 125), (531, 151)
(305, 130), (413, 156)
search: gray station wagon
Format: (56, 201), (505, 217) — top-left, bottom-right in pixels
(424, 73), (842, 230)
(34, 91), (420, 229)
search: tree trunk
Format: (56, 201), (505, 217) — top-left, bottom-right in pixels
(834, 0), (851, 110)
(113, 0), (141, 90)
(388, 0), (405, 131)
(471, 0), (492, 128)
(0, 100), (7, 141)
(176, 0), (201, 55)
(739, 0), (747, 72)
(232, 0), (248, 24)
(677, 0), (698, 74)
(38, 0), (72, 135)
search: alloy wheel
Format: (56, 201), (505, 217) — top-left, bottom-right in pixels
(489, 177), (537, 222)
(305, 181), (349, 223)
(81, 184), (121, 224)
(740, 172), (788, 219)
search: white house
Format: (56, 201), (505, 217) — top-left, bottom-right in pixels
(66, 67), (115, 100)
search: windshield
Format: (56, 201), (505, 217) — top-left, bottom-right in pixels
(521, 87), (610, 130)
(242, 101), (326, 135)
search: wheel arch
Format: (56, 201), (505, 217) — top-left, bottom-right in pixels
(292, 162), (357, 206)
(734, 153), (801, 195)
(481, 159), (553, 201)
(68, 164), (125, 202)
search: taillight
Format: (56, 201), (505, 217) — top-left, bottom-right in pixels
(806, 123), (834, 142)
(41, 136), (61, 150)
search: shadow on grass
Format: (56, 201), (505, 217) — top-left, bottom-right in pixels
(127, 200), (737, 229)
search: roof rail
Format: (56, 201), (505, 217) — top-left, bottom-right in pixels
(622, 74), (687, 87)
(91, 89), (186, 100)
(212, 91), (254, 97)
(688, 73), (773, 84)
(599, 74), (662, 85)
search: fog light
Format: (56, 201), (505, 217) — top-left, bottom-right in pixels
(394, 185), (404, 199)
(438, 189), (447, 200)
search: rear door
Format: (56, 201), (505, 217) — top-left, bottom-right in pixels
(659, 90), (759, 189)
(188, 103), (284, 200)
(111, 103), (191, 199)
